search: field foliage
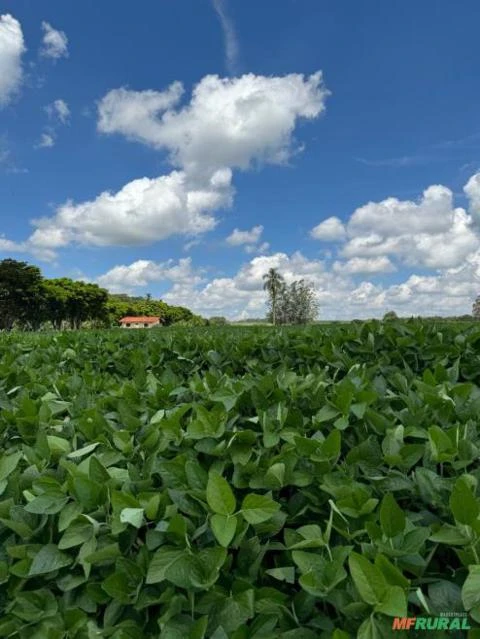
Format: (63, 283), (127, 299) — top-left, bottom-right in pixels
(0, 322), (480, 637)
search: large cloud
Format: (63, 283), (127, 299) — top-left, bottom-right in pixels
(94, 240), (480, 320)
(311, 176), (480, 270)
(97, 72), (329, 177)
(6, 72), (327, 259)
(161, 251), (352, 318)
(29, 168), (233, 248)
(465, 172), (480, 218)
(166, 250), (480, 319)
(0, 14), (25, 107)
(97, 257), (203, 293)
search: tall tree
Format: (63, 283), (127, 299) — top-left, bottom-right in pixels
(267, 277), (319, 325)
(0, 259), (45, 330)
(43, 279), (109, 329)
(473, 295), (480, 319)
(262, 268), (285, 326)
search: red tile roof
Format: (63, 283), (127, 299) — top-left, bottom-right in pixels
(120, 316), (161, 323)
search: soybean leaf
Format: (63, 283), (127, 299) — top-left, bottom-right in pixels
(348, 552), (386, 605)
(211, 514), (237, 547)
(241, 494), (280, 524)
(379, 494), (406, 538)
(450, 476), (480, 525)
(29, 544), (72, 576)
(206, 473), (236, 516)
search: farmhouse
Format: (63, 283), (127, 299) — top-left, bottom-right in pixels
(119, 316), (161, 329)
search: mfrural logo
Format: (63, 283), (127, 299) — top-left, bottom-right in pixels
(392, 616), (471, 631)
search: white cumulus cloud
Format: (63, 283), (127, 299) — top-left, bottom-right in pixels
(36, 132), (55, 148)
(333, 256), (396, 274)
(5, 71), (328, 259)
(29, 168), (233, 249)
(310, 216), (346, 241)
(226, 225), (263, 246)
(308, 178), (480, 271)
(40, 21), (68, 59)
(97, 257), (203, 293)
(46, 98), (70, 124)
(0, 14), (25, 107)
(97, 72), (329, 177)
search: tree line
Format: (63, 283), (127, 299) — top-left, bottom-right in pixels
(262, 268), (319, 325)
(0, 259), (204, 330)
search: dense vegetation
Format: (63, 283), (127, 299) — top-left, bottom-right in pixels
(0, 259), (204, 330)
(1, 321), (480, 637)
(263, 268), (318, 325)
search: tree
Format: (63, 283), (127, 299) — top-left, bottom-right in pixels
(0, 259), (45, 330)
(208, 316), (227, 325)
(42, 279), (70, 329)
(262, 268), (285, 326)
(105, 294), (204, 327)
(42, 279), (109, 329)
(271, 278), (319, 325)
(383, 310), (398, 321)
(473, 296), (480, 320)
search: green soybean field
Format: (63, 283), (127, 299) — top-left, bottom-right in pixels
(1, 321), (480, 638)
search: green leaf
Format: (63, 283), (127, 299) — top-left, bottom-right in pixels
(67, 442), (100, 459)
(379, 493), (406, 538)
(265, 566), (295, 584)
(206, 473), (236, 516)
(348, 552), (386, 605)
(462, 565), (480, 612)
(146, 548), (188, 585)
(429, 524), (470, 545)
(357, 616), (383, 639)
(84, 543), (121, 565)
(241, 494), (280, 524)
(374, 554), (410, 588)
(10, 589), (58, 622)
(450, 476), (480, 525)
(265, 462), (285, 487)
(211, 514), (237, 547)
(375, 585), (408, 617)
(316, 405), (340, 422)
(28, 544), (72, 576)
(0, 451), (23, 481)
(47, 436), (71, 457)
(119, 507), (144, 529)
(189, 616), (208, 639)
(25, 494), (69, 515)
(428, 425), (455, 461)
(58, 520), (93, 549)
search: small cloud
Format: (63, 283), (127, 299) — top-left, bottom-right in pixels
(183, 238), (202, 251)
(355, 155), (435, 168)
(0, 135), (27, 173)
(310, 217), (346, 241)
(245, 241), (270, 254)
(212, 0), (240, 75)
(36, 132), (55, 148)
(45, 98), (70, 124)
(226, 225), (263, 246)
(40, 21), (68, 59)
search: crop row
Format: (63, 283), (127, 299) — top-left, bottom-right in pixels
(0, 322), (480, 637)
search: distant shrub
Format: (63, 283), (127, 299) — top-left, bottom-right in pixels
(383, 310), (398, 321)
(208, 316), (228, 325)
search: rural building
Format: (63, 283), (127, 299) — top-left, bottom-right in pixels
(119, 316), (161, 329)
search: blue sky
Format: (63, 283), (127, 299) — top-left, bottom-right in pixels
(1, 0), (480, 319)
